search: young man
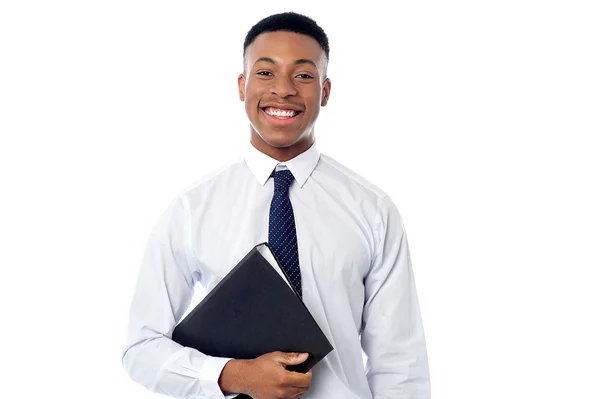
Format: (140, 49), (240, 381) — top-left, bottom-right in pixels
(122, 12), (430, 399)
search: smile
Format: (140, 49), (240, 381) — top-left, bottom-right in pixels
(260, 107), (302, 125)
(261, 106), (301, 119)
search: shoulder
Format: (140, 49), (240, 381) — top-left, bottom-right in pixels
(318, 153), (405, 229)
(178, 155), (246, 197)
(318, 153), (390, 202)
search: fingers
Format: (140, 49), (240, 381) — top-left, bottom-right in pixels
(286, 368), (312, 390)
(278, 351), (309, 365)
(266, 351), (312, 397)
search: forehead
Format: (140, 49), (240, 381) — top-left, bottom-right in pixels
(246, 31), (326, 68)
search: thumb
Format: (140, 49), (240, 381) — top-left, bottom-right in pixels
(280, 352), (308, 365)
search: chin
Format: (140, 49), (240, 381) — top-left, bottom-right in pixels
(259, 131), (304, 148)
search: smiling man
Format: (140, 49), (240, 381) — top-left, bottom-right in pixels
(122, 11), (430, 399)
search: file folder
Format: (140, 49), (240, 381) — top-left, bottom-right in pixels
(171, 242), (333, 394)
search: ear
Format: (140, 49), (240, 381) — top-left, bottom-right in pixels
(238, 73), (246, 101)
(321, 78), (331, 106)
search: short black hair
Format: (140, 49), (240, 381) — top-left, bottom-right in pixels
(243, 12), (329, 61)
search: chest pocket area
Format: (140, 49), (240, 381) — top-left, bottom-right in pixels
(298, 211), (372, 291)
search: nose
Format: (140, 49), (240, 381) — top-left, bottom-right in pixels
(270, 75), (297, 98)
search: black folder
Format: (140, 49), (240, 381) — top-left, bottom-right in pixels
(172, 242), (333, 395)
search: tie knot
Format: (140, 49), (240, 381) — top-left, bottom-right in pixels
(272, 169), (295, 192)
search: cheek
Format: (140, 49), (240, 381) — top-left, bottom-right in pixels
(245, 80), (264, 99)
(244, 87), (260, 112)
(301, 86), (322, 104)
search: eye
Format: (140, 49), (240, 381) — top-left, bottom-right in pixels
(256, 71), (273, 77)
(296, 74), (314, 80)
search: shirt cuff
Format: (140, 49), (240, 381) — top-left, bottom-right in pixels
(201, 356), (236, 398)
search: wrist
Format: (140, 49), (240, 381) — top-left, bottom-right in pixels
(218, 359), (250, 395)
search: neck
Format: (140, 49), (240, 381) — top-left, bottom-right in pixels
(250, 131), (314, 162)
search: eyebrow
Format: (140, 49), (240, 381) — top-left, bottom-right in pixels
(254, 57), (318, 69)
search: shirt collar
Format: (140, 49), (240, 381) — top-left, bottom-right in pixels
(243, 140), (320, 188)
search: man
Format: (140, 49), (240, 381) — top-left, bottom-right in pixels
(122, 11), (430, 399)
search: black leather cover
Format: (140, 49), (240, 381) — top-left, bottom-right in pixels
(172, 242), (334, 398)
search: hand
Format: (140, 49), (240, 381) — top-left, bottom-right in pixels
(219, 351), (312, 399)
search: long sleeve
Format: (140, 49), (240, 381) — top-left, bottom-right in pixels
(121, 196), (235, 399)
(361, 195), (431, 399)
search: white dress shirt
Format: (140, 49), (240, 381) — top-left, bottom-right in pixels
(122, 141), (430, 398)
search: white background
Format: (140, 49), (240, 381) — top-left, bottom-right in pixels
(1, 1), (599, 398)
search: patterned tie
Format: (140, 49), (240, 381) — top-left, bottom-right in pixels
(269, 169), (302, 298)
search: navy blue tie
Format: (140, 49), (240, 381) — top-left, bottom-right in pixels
(269, 169), (302, 298)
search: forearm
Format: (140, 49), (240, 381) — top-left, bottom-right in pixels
(365, 344), (430, 399)
(362, 270), (431, 398)
(122, 335), (234, 398)
(362, 277), (430, 398)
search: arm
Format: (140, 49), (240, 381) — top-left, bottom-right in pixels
(121, 196), (235, 399)
(361, 195), (431, 399)
(121, 196), (313, 399)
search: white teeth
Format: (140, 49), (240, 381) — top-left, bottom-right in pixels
(265, 108), (296, 117)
